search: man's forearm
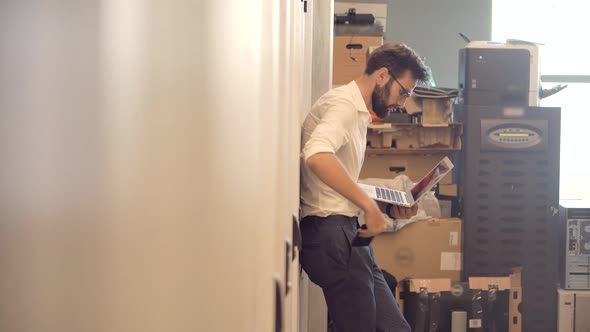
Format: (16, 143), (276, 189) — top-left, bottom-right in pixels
(306, 152), (377, 212)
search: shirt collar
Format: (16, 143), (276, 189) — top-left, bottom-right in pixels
(347, 80), (369, 114)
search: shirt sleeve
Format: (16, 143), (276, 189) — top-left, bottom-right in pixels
(301, 99), (357, 161)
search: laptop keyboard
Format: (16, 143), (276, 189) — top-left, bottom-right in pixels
(375, 187), (407, 204)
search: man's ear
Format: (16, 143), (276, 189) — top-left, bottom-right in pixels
(375, 67), (389, 85)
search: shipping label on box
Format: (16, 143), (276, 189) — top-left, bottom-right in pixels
(440, 252), (462, 271)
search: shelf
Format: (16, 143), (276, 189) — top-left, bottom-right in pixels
(368, 122), (462, 129)
(365, 148), (461, 156)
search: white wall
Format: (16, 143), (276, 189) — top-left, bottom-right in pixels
(299, 1), (333, 331)
(0, 1), (307, 331)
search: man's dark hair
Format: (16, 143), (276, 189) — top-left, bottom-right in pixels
(365, 43), (429, 83)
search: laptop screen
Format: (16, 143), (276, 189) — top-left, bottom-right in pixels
(410, 157), (453, 202)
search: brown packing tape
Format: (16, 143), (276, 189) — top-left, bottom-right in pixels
(509, 287), (523, 332)
(407, 278), (452, 293)
(468, 276), (512, 291)
(468, 267), (522, 291)
(509, 267), (522, 287)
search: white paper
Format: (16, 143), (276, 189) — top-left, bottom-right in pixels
(440, 252), (462, 271)
(469, 319), (482, 328)
(449, 231), (459, 246)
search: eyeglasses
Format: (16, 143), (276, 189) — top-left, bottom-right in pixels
(390, 73), (412, 99)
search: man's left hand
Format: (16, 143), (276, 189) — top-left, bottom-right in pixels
(388, 204), (418, 219)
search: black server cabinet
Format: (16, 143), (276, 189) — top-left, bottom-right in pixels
(455, 105), (561, 332)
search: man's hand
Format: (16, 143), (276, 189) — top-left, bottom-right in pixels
(306, 153), (392, 239)
(357, 204), (389, 238)
(388, 204), (419, 219)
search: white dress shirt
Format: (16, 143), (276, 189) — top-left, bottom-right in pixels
(300, 81), (372, 218)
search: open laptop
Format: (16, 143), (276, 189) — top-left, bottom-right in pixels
(358, 156), (454, 207)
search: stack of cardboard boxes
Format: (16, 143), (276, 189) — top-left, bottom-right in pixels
(371, 217), (522, 331)
(360, 101), (522, 331)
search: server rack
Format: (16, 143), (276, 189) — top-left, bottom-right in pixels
(456, 105), (561, 332)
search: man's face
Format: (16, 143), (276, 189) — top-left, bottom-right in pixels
(371, 70), (417, 119)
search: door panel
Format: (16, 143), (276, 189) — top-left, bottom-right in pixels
(0, 1), (307, 331)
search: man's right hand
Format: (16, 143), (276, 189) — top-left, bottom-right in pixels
(357, 204), (388, 238)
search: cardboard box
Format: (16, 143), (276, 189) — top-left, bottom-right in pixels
(438, 184), (458, 197)
(406, 278), (452, 293)
(418, 126), (460, 148)
(403, 282), (514, 332)
(468, 268), (523, 332)
(438, 184), (458, 217)
(372, 218), (463, 281)
(422, 99), (454, 127)
(360, 153), (454, 184)
(405, 96), (454, 127)
(557, 289), (590, 332)
(366, 125), (421, 149)
(333, 35), (382, 85)
(402, 268), (522, 332)
(468, 267), (522, 291)
(404, 96), (421, 115)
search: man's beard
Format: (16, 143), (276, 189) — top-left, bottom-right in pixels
(371, 79), (395, 119)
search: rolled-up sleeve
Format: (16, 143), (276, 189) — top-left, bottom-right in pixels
(302, 100), (357, 161)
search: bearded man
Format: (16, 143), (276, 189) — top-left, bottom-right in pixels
(299, 43), (429, 332)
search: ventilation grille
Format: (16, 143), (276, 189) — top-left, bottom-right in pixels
(464, 154), (557, 332)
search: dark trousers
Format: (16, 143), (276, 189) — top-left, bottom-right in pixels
(300, 215), (410, 332)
